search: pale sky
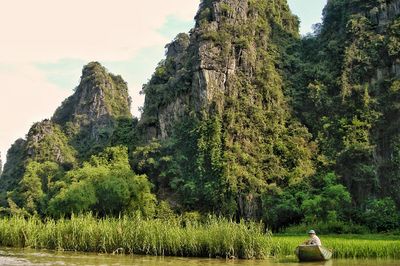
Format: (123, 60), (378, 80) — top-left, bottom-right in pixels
(0, 0), (327, 164)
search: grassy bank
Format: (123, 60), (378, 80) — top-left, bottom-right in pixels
(271, 235), (400, 259)
(0, 215), (399, 259)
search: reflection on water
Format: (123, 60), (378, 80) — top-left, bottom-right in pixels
(0, 248), (399, 266)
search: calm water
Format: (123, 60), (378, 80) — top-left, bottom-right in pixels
(0, 248), (399, 266)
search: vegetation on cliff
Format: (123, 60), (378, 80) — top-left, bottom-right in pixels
(139, 0), (316, 222)
(0, 62), (133, 207)
(288, 0), (400, 225)
(1, 0), (400, 235)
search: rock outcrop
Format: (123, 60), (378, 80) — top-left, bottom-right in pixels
(368, 0), (400, 30)
(53, 62), (131, 126)
(141, 0), (300, 139)
(140, 0), (315, 217)
(53, 62), (132, 156)
(291, 0), (400, 206)
(0, 62), (132, 196)
(0, 139), (27, 196)
(25, 120), (76, 167)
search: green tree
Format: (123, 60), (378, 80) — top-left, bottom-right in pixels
(48, 146), (156, 218)
(7, 161), (62, 215)
(301, 173), (351, 223)
(48, 180), (96, 218)
(363, 198), (400, 232)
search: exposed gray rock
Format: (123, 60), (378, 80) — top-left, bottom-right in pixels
(143, 0), (257, 139)
(159, 96), (189, 139)
(25, 119), (75, 165)
(368, 0), (400, 31)
(140, 0), (307, 218)
(53, 62), (131, 128)
(166, 33), (190, 59)
(377, 0), (400, 28)
(52, 62), (132, 156)
(392, 60), (400, 77)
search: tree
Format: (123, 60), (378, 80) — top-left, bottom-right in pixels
(48, 146), (156, 218)
(8, 161), (62, 215)
(363, 198), (400, 232)
(301, 173), (351, 224)
(48, 180), (97, 218)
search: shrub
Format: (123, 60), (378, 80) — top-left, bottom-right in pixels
(363, 197), (400, 232)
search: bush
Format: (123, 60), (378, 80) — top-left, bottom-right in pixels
(48, 146), (156, 218)
(301, 173), (351, 223)
(283, 221), (369, 235)
(155, 201), (176, 220)
(363, 197), (400, 232)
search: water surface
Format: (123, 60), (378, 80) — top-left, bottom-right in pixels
(0, 248), (398, 266)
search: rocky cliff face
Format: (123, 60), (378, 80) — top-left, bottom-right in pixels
(0, 139), (27, 198)
(0, 62), (132, 197)
(368, 0), (400, 81)
(53, 62), (132, 156)
(140, 0), (315, 217)
(25, 120), (76, 167)
(290, 0), (400, 206)
(53, 62), (131, 125)
(339, 0), (399, 204)
(141, 0), (300, 140)
(368, 0), (400, 30)
(0, 120), (76, 202)
(2, 0), (399, 219)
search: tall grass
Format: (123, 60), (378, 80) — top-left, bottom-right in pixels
(271, 235), (400, 259)
(0, 215), (270, 259)
(0, 215), (399, 259)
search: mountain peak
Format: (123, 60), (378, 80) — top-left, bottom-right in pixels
(52, 62), (131, 126)
(82, 61), (106, 75)
(1, 62), (133, 196)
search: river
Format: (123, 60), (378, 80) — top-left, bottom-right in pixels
(0, 248), (399, 266)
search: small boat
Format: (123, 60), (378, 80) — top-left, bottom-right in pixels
(295, 245), (332, 262)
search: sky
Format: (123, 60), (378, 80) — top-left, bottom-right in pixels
(0, 0), (327, 164)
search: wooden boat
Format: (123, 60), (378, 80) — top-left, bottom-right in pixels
(295, 245), (332, 262)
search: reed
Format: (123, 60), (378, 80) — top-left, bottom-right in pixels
(0, 215), (270, 259)
(0, 216), (398, 259)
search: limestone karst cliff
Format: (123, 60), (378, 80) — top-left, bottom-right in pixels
(141, 0), (301, 139)
(0, 62), (132, 203)
(52, 61), (132, 157)
(1, 0), (400, 229)
(289, 0), (400, 207)
(138, 0), (315, 218)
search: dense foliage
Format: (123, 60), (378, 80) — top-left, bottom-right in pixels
(4, 147), (155, 218)
(137, 0), (400, 231)
(1, 0), (400, 234)
(139, 0), (317, 221)
(286, 0), (400, 230)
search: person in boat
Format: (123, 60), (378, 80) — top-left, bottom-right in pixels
(303, 230), (322, 246)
